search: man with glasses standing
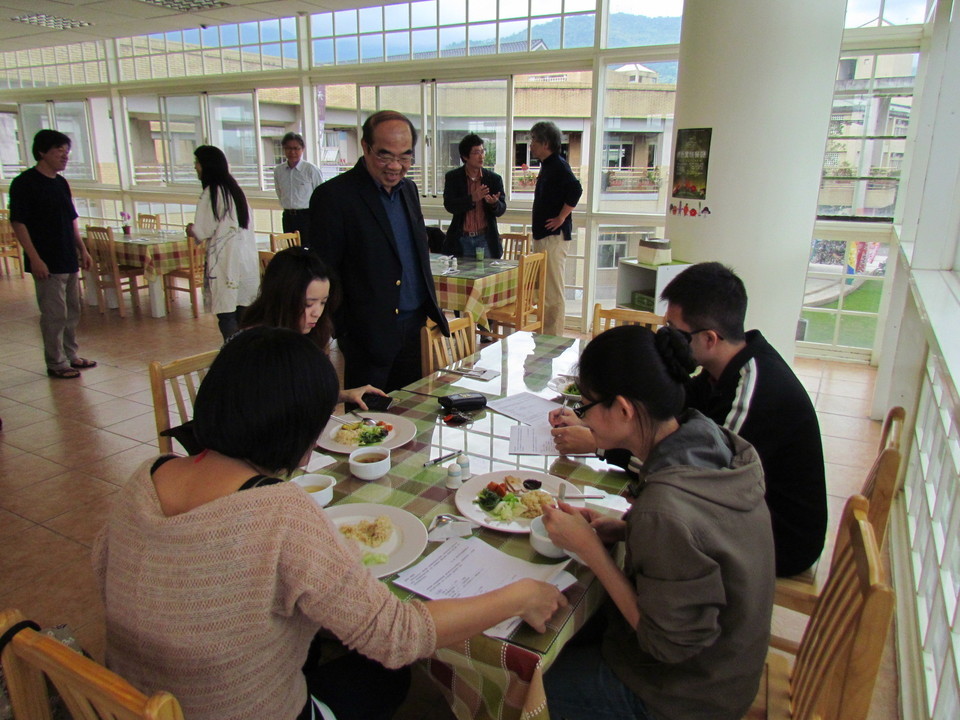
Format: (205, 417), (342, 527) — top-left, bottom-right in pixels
(309, 110), (448, 391)
(441, 133), (506, 259)
(552, 262), (826, 578)
(274, 132), (322, 240)
(529, 121), (582, 336)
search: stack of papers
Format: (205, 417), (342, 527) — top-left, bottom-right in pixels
(394, 537), (577, 639)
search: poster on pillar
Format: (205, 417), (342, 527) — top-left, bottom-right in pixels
(670, 128), (712, 219)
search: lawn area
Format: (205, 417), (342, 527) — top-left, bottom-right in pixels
(801, 277), (882, 348)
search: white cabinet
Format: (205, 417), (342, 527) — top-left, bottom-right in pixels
(616, 259), (691, 315)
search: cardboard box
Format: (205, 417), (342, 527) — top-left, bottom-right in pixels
(635, 245), (672, 265)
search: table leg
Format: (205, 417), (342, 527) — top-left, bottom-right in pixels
(147, 274), (166, 318)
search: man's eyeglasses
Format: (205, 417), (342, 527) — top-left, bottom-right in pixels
(572, 400), (601, 419)
(373, 150), (414, 166)
(671, 326), (724, 344)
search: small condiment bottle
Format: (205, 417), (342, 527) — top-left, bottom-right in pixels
(456, 453), (471, 481)
(445, 462), (462, 489)
(449, 256), (458, 271)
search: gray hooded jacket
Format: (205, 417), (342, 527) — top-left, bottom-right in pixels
(602, 409), (775, 720)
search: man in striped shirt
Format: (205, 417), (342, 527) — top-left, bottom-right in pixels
(660, 262), (826, 577)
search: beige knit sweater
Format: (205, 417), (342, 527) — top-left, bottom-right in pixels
(92, 459), (436, 720)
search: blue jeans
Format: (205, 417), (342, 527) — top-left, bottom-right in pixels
(458, 234), (488, 258)
(544, 643), (657, 720)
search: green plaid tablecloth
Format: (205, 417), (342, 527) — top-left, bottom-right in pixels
(113, 231), (191, 281)
(433, 259), (519, 327)
(315, 332), (630, 720)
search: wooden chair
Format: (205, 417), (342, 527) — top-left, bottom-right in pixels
(592, 303), (664, 337)
(499, 232), (531, 260)
(747, 495), (895, 720)
(149, 350), (219, 454)
(775, 406), (904, 616)
(137, 213), (162, 231)
(878, 405), (905, 453)
(0, 607), (185, 720)
(86, 225), (148, 318)
(485, 251), (546, 337)
(269, 230), (301, 253)
(0, 209), (25, 277)
(259, 250), (275, 277)
(162, 234), (205, 318)
(421, 316), (477, 376)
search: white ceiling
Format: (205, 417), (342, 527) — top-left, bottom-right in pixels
(0, 0), (374, 52)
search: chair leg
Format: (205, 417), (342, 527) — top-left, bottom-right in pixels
(189, 282), (199, 319)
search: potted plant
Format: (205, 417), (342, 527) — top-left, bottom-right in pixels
(120, 211), (131, 235)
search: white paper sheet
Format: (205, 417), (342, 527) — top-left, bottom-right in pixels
(488, 392), (561, 426)
(509, 425), (560, 454)
(305, 451), (336, 472)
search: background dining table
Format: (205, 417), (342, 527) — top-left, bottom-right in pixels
(315, 331), (632, 720)
(431, 257), (519, 328)
(85, 229), (192, 318)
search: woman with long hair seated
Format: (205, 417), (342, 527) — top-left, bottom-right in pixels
(93, 327), (565, 720)
(541, 325), (775, 720)
(242, 247), (385, 408)
(186, 145), (260, 341)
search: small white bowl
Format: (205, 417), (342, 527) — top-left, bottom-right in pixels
(529, 516), (568, 559)
(348, 447), (391, 481)
(292, 473), (335, 507)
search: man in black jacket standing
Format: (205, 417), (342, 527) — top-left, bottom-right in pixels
(442, 134), (506, 259)
(309, 110), (448, 391)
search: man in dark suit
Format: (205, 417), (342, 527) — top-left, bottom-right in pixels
(442, 134), (507, 259)
(309, 110), (449, 391)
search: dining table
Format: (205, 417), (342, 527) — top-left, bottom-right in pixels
(431, 256), (519, 328)
(313, 331), (633, 720)
(85, 228), (192, 318)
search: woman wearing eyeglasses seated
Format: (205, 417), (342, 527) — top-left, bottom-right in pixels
(94, 327), (566, 720)
(541, 325), (774, 720)
(241, 247), (385, 409)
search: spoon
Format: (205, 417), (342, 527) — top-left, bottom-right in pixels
(428, 513), (461, 532)
(349, 409), (378, 426)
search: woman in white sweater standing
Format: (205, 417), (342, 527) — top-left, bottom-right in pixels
(187, 144), (259, 340)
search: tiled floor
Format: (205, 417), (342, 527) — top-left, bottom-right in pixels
(0, 272), (898, 719)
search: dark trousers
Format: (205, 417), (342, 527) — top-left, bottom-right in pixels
(339, 307), (426, 392)
(282, 210), (312, 245)
(298, 649), (410, 720)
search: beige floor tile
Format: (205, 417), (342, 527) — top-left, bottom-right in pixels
(816, 392), (873, 418)
(0, 452), (70, 493)
(0, 557), (104, 634)
(103, 410), (163, 444)
(45, 494), (115, 547)
(0, 524), (91, 593)
(818, 411), (882, 444)
(0, 470), (118, 524)
(33, 429), (142, 468)
(822, 435), (882, 469)
(0, 401), (53, 431)
(77, 444), (160, 487)
(825, 462), (868, 499)
(0, 508), (36, 540)
(70, 397), (154, 430)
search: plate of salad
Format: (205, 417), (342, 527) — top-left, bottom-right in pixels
(454, 470), (585, 534)
(316, 413), (417, 454)
(547, 375), (581, 400)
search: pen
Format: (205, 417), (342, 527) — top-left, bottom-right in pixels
(423, 450), (460, 468)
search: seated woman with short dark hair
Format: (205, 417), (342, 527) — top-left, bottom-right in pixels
(93, 327), (565, 720)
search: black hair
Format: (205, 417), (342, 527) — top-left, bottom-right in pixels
(458, 133), (484, 162)
(193, 145), (250, 230)
(281, 132), (305, 148)
(659, 261), (747, 342)
(361, 110), (418, 150)
(192, 327), (339, 475)
(577, 325), (697, 451)
(530, 121), (562, 154)
(32, 129), (71, 161)
(241, 248), (339, 351)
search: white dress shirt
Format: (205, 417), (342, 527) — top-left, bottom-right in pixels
(273, 160), (323, 210)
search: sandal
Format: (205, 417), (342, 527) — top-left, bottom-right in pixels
(47, 367), (81, 379)
(70, 358), (97, 369)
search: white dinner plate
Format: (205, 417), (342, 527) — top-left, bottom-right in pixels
(316, 413), (417, 454)
(454, 470), (585, 534)
(326, 503), (428, 578)
(546, 375), (581, 400)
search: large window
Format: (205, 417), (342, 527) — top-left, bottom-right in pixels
(19, 101), (94, 181)
(0, 42), (107, 89)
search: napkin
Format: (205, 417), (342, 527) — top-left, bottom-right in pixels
(306, 451), (336, 472)
(427, 520), (477, 543)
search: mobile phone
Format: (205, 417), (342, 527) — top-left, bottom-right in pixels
(361, 393), (393, 412)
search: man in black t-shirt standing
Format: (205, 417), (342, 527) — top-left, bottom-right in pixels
(9, 129), (96, 379)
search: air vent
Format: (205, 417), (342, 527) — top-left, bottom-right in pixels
(10, 14), (92, 30)
(135, 0), (231, 11)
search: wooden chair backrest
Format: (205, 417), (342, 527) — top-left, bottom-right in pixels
(137, 213), (162, 231)
(878, 405), (905, 453)
(0, 608), (185, 720)
(500, 233), (531, 260)
(269, 231), (301, 253)
(789, 495), (894, 720)
(149, 350), (219, 454)
(592, 304), (664, 337)
(258, 250), (275, 277)
(184, 233), (205, 281)
(86, 225), (121, 276)
(515, 251), (546, 329)
(421, 317), (477, 376)
(0, 208), (15, 247)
